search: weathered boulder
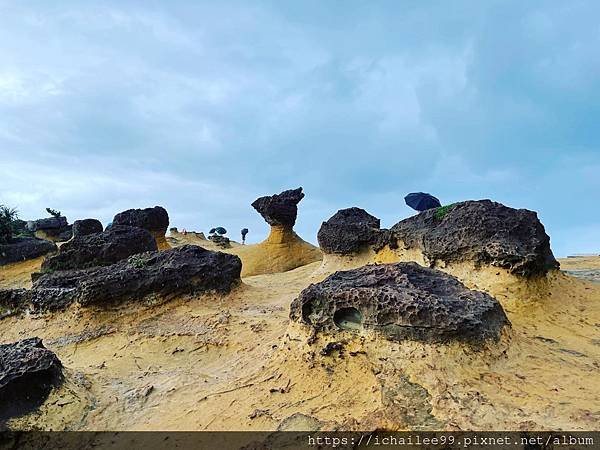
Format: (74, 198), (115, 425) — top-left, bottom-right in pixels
(72, 218), (103, 237)
(0, 237), (57, 266)
(0, 337), (63, 425)
(208, 234), (231, 249)
(317, 207), (395, 255)
(251, 188), (304, 228)
(41, 225), (157, 272)
(391, 200), (559, 277)
(290, 262), (509, 345)
(26, 216), (67, 232)
(30, 245), (242, 311)
(0, 289), (29, 318)
(26, 216), (72, 242)
(113, 206), (169, 249)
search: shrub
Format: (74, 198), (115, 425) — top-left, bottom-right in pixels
(434, 203), (457, 221)
(0, 205), (19, 244)
(46, 207), (62, 218)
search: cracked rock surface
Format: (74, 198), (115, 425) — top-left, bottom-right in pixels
(290, 262), (509, 345)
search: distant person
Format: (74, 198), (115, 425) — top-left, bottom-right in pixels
(241, 228), (249, 245)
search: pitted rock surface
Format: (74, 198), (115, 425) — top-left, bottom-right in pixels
(112, 206), (169, 236)
(0, 337), (63, 424)
(0, 238), (57, 266)
(251, 188), (304, 228)
(31, 245), (242, 311)
(72, 219), (103, 237)
(41, 225), (157, 271)
(290, 262), (509, 345)
(391, 200), (559, 277)
(317, 207), (395, 255)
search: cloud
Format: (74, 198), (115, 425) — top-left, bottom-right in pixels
(0, 0), (599, 255)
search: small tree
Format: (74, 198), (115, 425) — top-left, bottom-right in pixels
(46, 207), (62, 218)
(0, 205), (18, 244)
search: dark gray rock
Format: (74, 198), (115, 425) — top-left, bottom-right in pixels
(41, 225), (157, 271)
(251, 188), (304, 228)
(26, 216), (67, 232)
(31, 245), (242, 311)
(72, 219), (103, 237)
(208, 234), (231, 249)
(290, 262), (509, 345)
(391, 200), (559, 277)
(0, 289), (29, 318)
(0, 237), (57, 266)
(112, 206), (169, 236)
(0, 337), (63, 425)
(317, 207), (395, 255)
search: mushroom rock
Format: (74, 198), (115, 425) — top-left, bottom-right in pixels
(41, 225), (157, 272)
(72, 218), (103, 237)
(0, 337), (63, 426)
(315, 207), (396, 273)
(390, 200), (559, 277)
(112, 206), (170, 250)
(26, 216), (72, 242)
(230, 188), (321, 277)
(290, 262), (510, 346)
(0, 237), (57, 267)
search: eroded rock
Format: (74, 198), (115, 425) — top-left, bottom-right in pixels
(72, 219), (103, 237)
(0, 237), (57, 266)
(251, 187), (304, 228)
(31, 245), (242, 311)
(317, 207), (395, 255)
(391, 200), (559, 277)
(41, 225), (157, 272)
(113, 206), (169, 248)
(290, 262), (509, 345)
(0, 337), (63, 425)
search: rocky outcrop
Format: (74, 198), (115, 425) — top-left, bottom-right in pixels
(113, 206), (169, 249)
(72, 219), (103, 237)
(290, 262), (509, 345)
(251, 188), (304, 228)
(41, 225), (157, 272)
(391, 200), (559, 277)
(317, 207), (395, 255)
(232, 188), (321, 277)
(29, 245), (241, 311)
(0, 237), (57, 266)
(208, 234), (231, 249)
(0, 337), (63, 425)
(0, 289), (28, 318)
(26, 216), (72, 242)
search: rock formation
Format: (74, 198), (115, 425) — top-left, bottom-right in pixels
(391, 200), (559, 277)
(0, 237), (57, 266)
(230, 187), (321, 277)
(112, 206), (170, 249)
(5, 245), (241, 312)
(72, 218), (103, 237)
(317, 207), (394, 255)
(0, 337), (63, 425)
(208, 234), (231, 249)
(26, 216), (72, 242)
(290, 262), (509, 345)
(41, 225), (157, 272)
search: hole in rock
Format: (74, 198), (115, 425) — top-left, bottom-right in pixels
(333, 307), (363, 331)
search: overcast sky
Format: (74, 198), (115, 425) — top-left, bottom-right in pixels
(1, 1), (599, 256)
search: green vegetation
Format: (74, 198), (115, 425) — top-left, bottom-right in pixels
(0, 205), (18, 244)
(46, 207), (62, 218)
(434, 203), (457, 221)
(129, 254), (148, 268)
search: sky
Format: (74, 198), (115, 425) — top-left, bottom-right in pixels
(0, 1), (599, 257)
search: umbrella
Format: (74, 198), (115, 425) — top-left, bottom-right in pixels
(404, 192), (441, 212)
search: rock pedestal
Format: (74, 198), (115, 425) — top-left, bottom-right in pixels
(112, 206), (170, 249)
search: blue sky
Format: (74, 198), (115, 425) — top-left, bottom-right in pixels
(1, 1), (598, 257)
